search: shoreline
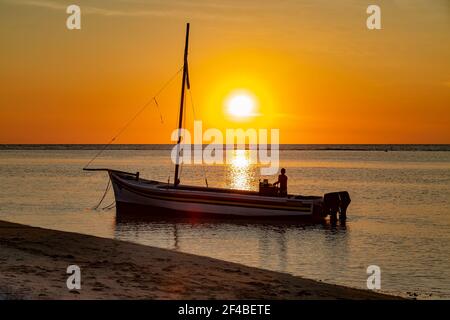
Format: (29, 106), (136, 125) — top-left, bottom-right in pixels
(0, 220), (399, 300)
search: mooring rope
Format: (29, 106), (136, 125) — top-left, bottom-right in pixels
(101, 201), (116, 210)
(93, 179), (111, 210)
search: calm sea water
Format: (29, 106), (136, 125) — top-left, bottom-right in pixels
(0, 146), (449, 299)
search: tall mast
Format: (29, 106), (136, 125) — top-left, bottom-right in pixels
(174, 23), (190, 187)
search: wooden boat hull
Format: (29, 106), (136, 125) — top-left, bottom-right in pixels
(107, 171), (348, 221)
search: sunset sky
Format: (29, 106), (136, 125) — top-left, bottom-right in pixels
(0, 0), (449, 144)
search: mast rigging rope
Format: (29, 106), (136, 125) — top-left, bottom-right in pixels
(83, 66), (183, 169)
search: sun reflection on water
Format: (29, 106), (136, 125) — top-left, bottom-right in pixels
(227, 150), (257, 190)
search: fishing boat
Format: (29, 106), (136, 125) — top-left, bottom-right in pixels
(84, 23), (351, 222)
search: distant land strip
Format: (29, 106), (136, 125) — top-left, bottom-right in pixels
(1, 144), (450, 151)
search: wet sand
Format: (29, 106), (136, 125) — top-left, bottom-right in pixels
(0, 220), (398, 300)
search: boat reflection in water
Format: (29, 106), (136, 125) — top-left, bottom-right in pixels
(114, 214), (348, 277)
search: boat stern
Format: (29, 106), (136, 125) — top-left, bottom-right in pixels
(322, 191), (351, 221)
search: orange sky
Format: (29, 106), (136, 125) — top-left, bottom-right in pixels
(0, 0), (449, 144)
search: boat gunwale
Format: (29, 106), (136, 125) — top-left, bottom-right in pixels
(109, 172), (318, 212)
(110, 171), (322, 205)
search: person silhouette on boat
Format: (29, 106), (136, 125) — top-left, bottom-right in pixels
(274, 168), (288, 197)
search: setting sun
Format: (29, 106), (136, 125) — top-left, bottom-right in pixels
(225, 90), (257, 119)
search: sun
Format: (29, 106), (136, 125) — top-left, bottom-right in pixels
(225, 90), (257, 118)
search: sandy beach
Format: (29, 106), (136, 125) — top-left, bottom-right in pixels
(0, 220), (398, 300)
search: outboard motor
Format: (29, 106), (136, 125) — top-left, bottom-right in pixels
(323, 192), (340, 221)
(323, 191), (351, 221)
(337, 191), (351, 220)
